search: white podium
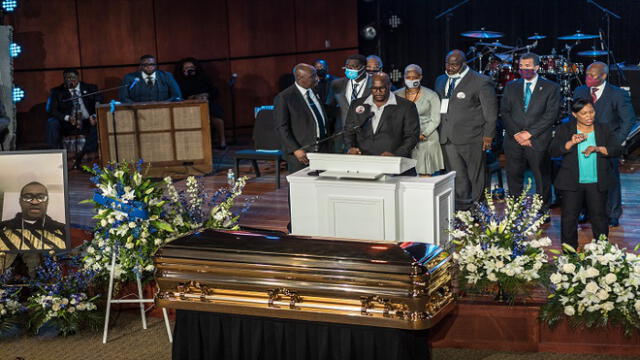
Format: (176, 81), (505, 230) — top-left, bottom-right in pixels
(288, 154), (455, 245)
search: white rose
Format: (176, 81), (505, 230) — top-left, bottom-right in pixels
(602, 302), (615, 312)
(564, 306), (575, 316)
(585, 281), (599, 294)
(596, 289), (609, 301)
(586, 267), (600, 278)
(538, 237), (552, 247)
(604, 273), (617, 285)
(495, 261), (504, 269)
(52, 303), (60, 311)
(635, 300), (640, 314)
(550, 273), (563, 284)
(62, 298), (69, 305)
(68, 307), (76, 313)
(466, 264), (478, 273)
(125, 242), (134, 249)
(561, 263), (576, 274)
(87, 247), (95, 254)
(101, 219), (108, 227)
(487, 273), (498, 281)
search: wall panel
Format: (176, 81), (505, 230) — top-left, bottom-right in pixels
(14, 70), (64, 144)
(9, 0), (80, 69)
(154, 0), (229, 62)
(77, 0), (156, 67)
(294, 0), (358, 52)
(80, 66), (139, 103)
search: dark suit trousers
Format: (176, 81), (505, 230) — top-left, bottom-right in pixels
(560, 183), (608, 249)
(442, 140), (485, 210)
(504, 137), (551, 209)
(47, 117), (80, 149)
(607, 157), (622, 220)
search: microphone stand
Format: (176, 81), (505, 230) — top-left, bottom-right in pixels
(435, 0), (471, 53)
(299, 116), (373, 152)
(587, 0), (621, 68)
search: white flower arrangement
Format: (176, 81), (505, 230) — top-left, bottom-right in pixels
(541, 236), (640, 335)
(451, 186), (551, 299)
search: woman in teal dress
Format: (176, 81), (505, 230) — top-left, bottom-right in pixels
(549, 98), (621, 249)
(395, 64), (444, 175)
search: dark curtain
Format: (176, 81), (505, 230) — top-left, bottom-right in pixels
(172, 310), (430, 360)
(359, 0), (640, 89)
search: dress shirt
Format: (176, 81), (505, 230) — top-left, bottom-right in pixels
(142, 72), (156, 86)
(295, 82), (325, 138)
(363, 92), (397, 134)
(345, 77), (367, 105)
(523, 74), (539, 96)
(591, 81), (606, 101)
(444, 65), (470, 94)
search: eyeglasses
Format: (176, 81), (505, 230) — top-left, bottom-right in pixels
(371, 86), (387, 92)
(141, 63), (157, 67)
(21, 194), (48, 203)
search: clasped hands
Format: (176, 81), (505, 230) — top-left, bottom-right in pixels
(514, 131), (532, 147)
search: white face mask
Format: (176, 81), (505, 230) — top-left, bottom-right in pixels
(404, 78), (421, 89)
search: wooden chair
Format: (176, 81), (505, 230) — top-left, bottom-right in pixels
(232, 106), (285, 188)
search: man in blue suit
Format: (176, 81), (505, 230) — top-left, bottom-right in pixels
(119, 55), (182, 103)
(573, 62), (637, 227)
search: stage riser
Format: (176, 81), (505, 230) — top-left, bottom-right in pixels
(430, 302), (640, 356)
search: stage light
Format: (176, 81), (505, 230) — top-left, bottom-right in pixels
(361, 25), (377, 40)
(9, 42), (20, 57)
(12, 86), (24, 103)
(2, 0), (17, 12)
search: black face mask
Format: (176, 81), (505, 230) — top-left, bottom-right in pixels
(316, 69), (327, 79)
(366, 69), (380, 75)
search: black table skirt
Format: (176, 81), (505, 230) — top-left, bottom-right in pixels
(172, 310), (430, 360)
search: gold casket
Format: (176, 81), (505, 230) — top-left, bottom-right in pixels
(154, 229), (454, 330)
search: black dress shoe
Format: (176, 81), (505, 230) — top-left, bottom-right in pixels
(609, 218), (620, 227)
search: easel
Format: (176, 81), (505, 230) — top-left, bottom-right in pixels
(102, 249), (172, 344)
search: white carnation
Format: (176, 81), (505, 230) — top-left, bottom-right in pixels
(550, 273), (563, 284)
(564, 306), (575, 316)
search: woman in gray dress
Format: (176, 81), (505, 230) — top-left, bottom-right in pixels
(395, 64), (444, 175)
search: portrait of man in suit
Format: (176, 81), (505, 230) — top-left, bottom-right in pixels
(46, 68), (102, 152)
(275, 63), (333, 173)
(435, 49), (498, 210)
(119, 54), (183, 103)
(572, 62), (637, 227)
(500, 53), (561, 213)
(344, 72), (420, 170)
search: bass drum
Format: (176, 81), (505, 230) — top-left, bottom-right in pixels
(496, 62), (519, 92)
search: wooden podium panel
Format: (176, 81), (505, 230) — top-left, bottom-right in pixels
(97, 100), (212, 178)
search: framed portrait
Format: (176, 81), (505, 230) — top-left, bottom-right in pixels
(0, 150), (70, 254)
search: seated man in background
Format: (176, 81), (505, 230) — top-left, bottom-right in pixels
(344, 72), (420, 174)
(119, 54), (182, 103)
(174, 57), (226, 149)
(46, 68), (102, 168)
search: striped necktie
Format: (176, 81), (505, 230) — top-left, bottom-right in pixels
(306, 90), (326, 138)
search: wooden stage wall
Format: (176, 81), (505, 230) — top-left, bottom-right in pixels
(8, 0), (359, 147)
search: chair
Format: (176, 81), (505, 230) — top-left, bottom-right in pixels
(232, 106), (285, 188)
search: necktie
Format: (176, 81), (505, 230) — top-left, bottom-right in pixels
(72, 89), (81, 114)
(351, 82), (359, 101)
(446, 78), (457, 98)
(306, 90), (326, 138)
(591, 87), (598, 103)
(146, 76), (153, 87)
(524, 82), (532, 112)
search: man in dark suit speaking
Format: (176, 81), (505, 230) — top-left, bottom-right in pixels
(501, 53), (561, 212)
(344, 72), (419, 162)
(435, 50), (498, 210)
(119, 55), (182, 103)
(573, 62), (636, 227)
(275, 63), (333, 173)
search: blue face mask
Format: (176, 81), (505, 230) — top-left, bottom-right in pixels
(345, 68), (362, 80)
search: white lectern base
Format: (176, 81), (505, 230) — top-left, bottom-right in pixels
(287, 168), (455, 245)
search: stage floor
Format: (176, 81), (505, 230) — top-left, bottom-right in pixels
(67, 154), (640, 253)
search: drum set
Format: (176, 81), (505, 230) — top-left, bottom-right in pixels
(461, 29), (609, 116)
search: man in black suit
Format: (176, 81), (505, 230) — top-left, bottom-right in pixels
(435, 50), (498, 210)
(344, 72), (419, 162)
(573, 62), (636, 227)
(275, 63), (332, 173)
(119, 55), (182, 103)
(326, 55), (371, 152)
(501, 53), (561, 211)
(46, 68), (102, 162)
(313, 59), (336, 105)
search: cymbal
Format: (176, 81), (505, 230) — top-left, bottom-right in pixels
(558, 32), (599, 40)
(528, 34), (546, 40)
(495, 53), (514, 61)
(577, 50), (609, 57)
(476, 41), (514, 49)
(461, 30), (504, 39)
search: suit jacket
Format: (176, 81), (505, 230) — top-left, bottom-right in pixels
(549, 120), (622, 192)
(274, 84), (333, 161)
(434, 69), (498, 145)
(47, 82), (101, 121)
(573, 83), (636, 145)
(326, 76), (372, 131)
(344, 95), (420, 158)
(119, 71), (183, 103)
(314, 74), (337, 105)
(500, 77), (561, 150)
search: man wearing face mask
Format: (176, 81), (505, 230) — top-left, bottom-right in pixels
(326, 55), (371, 152)
(119, 54), (182, 103)
(573, 62), (636, 227)
(435, 49), (498, 210)
(313, 59), (336, 105)
(275, 63), (333, 173)
(500, 53), (561, 213)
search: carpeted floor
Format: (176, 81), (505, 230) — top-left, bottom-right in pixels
(1, 311), (638, 360)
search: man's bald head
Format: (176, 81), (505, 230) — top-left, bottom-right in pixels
(445, 50), (467, 76)
(293, 63), (318, 89)
(370, 72), (391, 86)
(370, 72), (391, 103)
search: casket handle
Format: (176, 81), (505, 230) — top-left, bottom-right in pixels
(267, 288), (302, 309)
